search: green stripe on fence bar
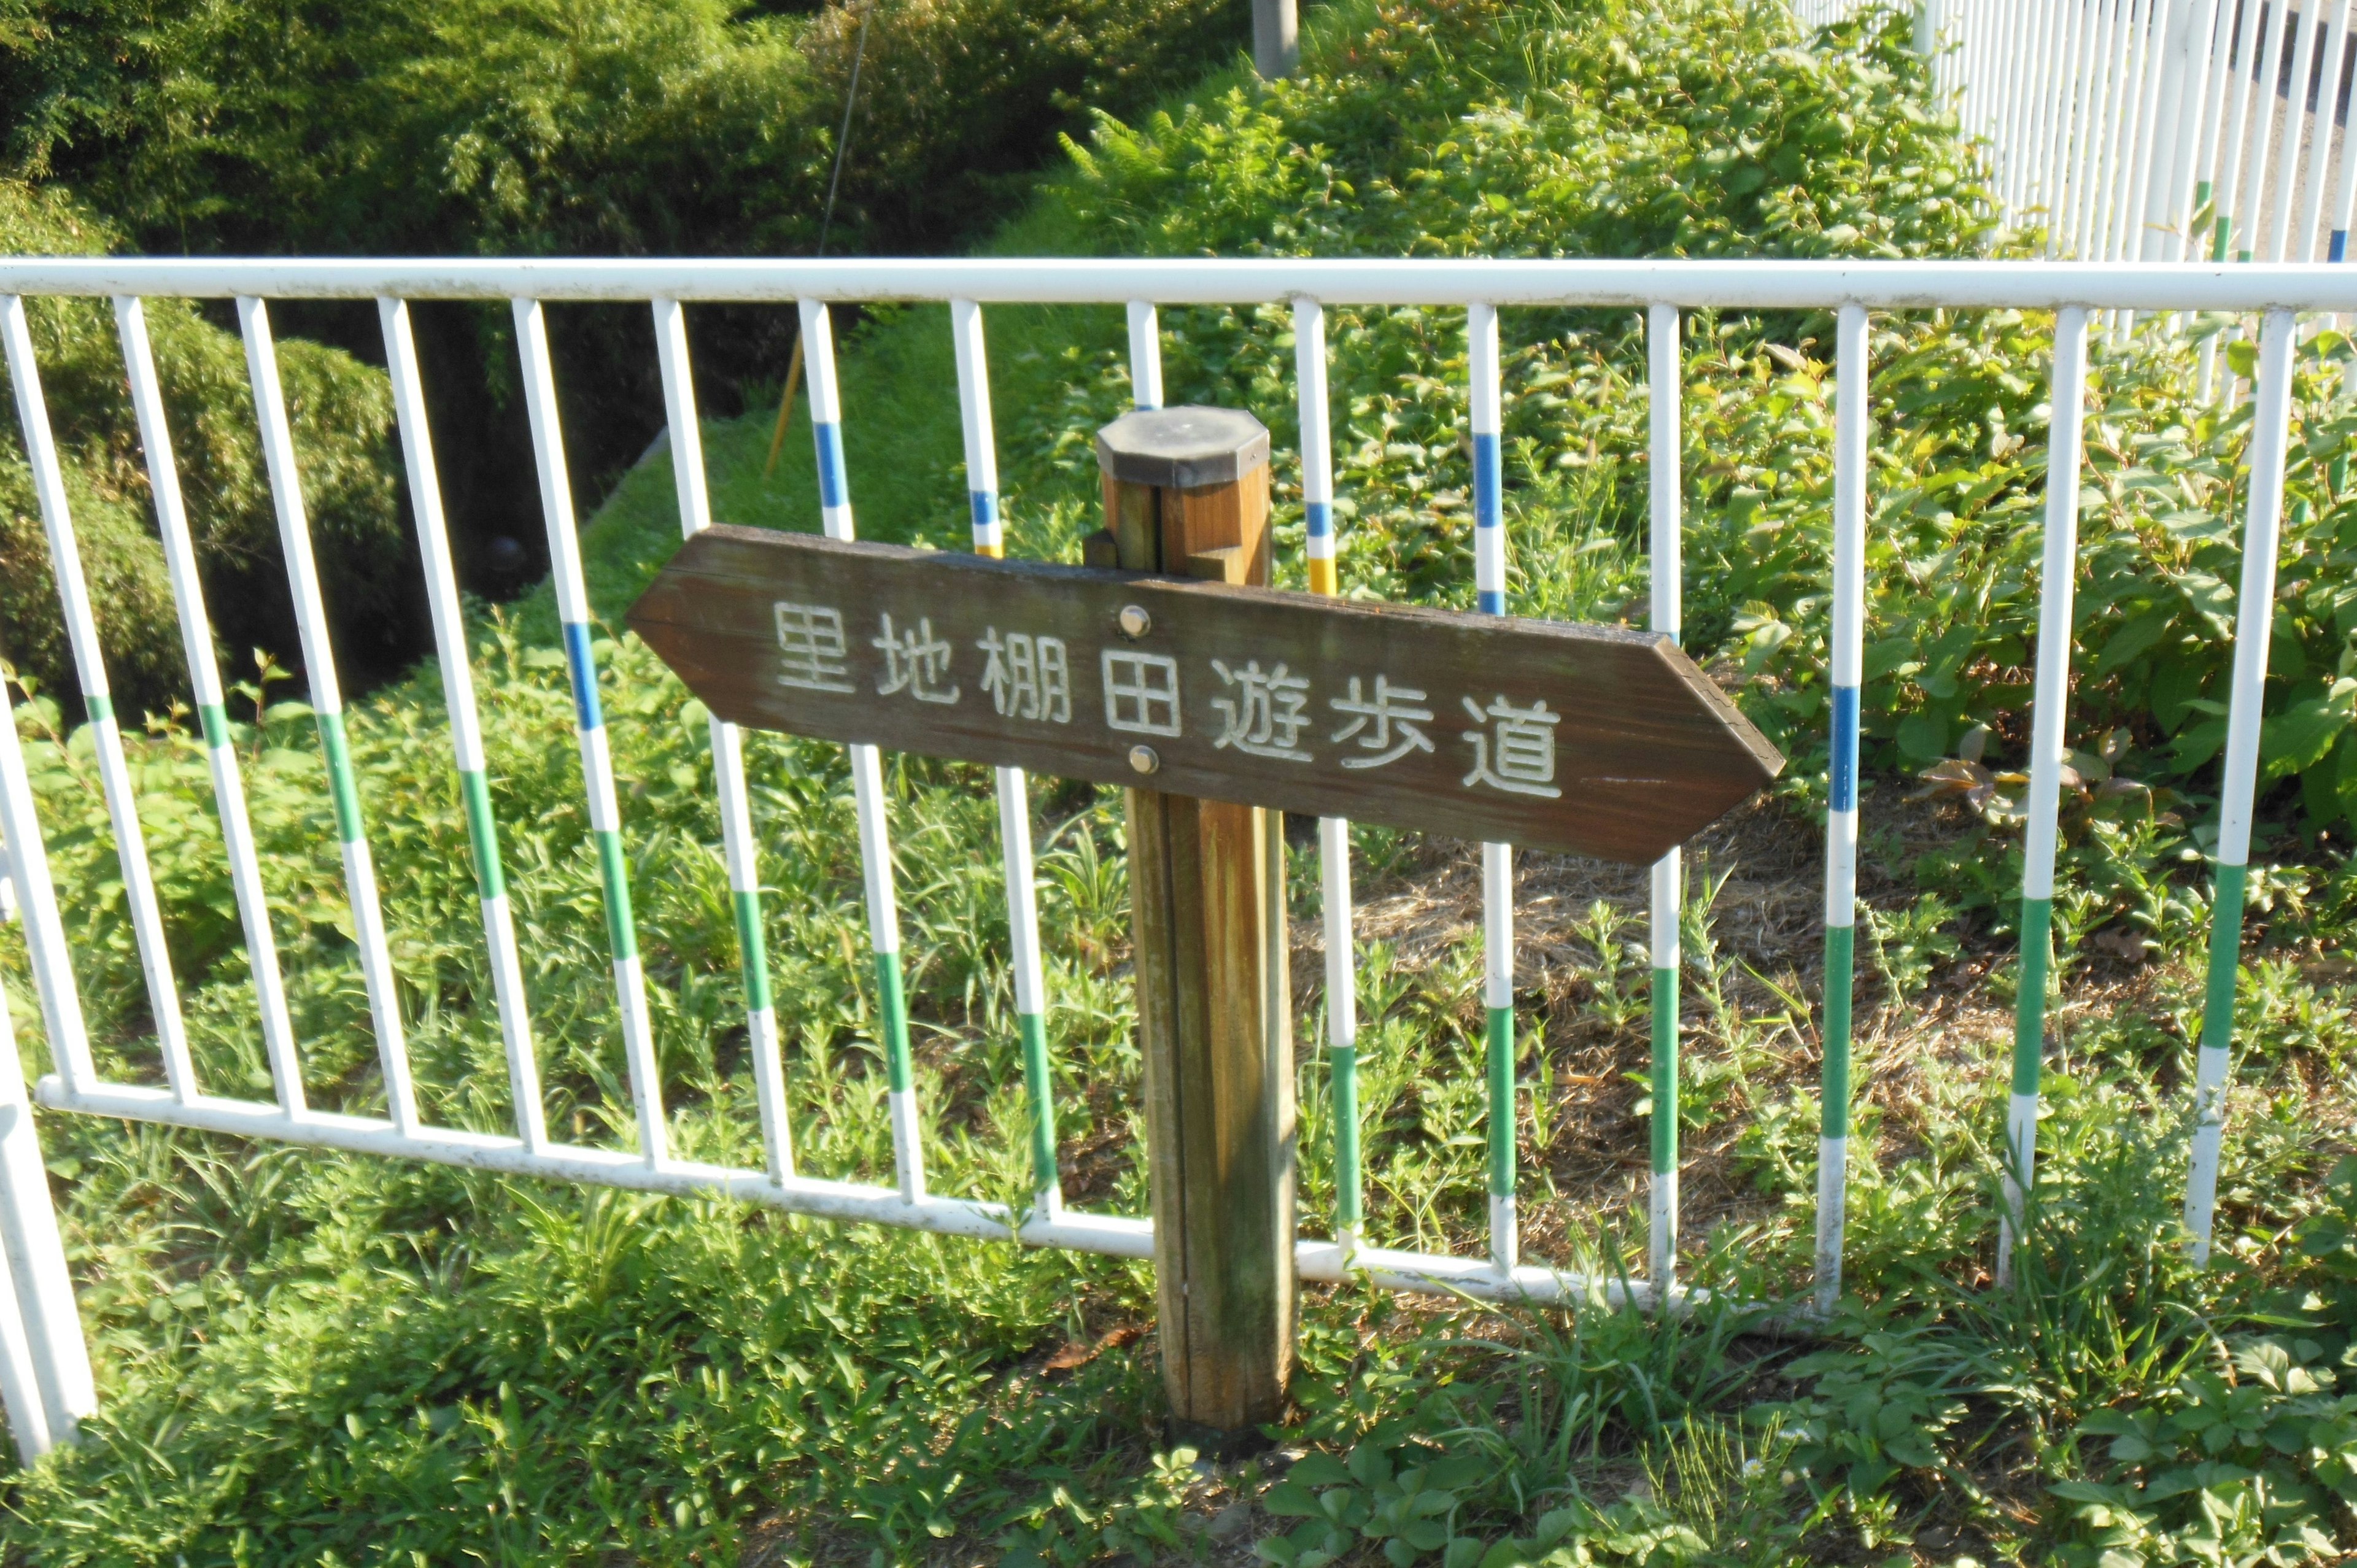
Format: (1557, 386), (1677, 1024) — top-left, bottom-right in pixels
(1651, 966), (1678, 1177)
(1018, 1011), (1056, 1191)
(2012, 896), (2052, 1097)
(1333, 1043), (1362, 1232)
(875, 951), (913, 1095)
(1486, 1005), (1514, 1199)
(459, 770), (506, 902)
(1822, 923), (1854, 1143)
(84, 693), (112, 724)
(199, 701), (230, 750)
(731, 890), (773, 1014)
(2201, 861), (2248, 1052)
(315, 711), (364, 844)
(594, 830), (638, 963)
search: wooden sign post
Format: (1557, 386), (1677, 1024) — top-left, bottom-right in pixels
(625, 406), (1786, 1453)
(1091, 407), (1295, 1445)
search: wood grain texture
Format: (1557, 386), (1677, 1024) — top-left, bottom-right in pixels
(1110, 468), (1293, 1437)
(626, 527), (1783, 865)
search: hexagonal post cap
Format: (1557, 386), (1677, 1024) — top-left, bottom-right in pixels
(1095, 406), (1271, 490)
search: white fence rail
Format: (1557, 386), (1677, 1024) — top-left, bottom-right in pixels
(0, 255), (2336, 1460)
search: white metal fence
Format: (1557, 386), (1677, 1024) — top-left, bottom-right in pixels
(1792, 0), (2357, 272)
(0, 255), (2337, 1462)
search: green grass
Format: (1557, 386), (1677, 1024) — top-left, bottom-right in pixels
(3, 0), (2356, 1561)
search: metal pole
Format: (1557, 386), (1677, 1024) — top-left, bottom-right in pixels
(2183, 308), (2296, 1265)
(1647, 303), (1684, 1297)
(0, 684), (98, 1450)
(1469, 301), (1519, 1280)
(1998, 304), (2091, 1286)
(1816, 302), (1870, 1315)
(1255, 0), (1299, 79)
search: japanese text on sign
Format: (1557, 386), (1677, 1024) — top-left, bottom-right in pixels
(778, 603), (1563, 799)
(627, 527), (1784, 864)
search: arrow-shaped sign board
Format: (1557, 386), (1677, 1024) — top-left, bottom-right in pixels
(627, 527), (1783, 864)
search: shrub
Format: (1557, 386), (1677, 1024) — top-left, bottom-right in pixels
(1023, 0), (2357, 843)
(0, 0), (1254, 606)
(0, 180), (409, 720)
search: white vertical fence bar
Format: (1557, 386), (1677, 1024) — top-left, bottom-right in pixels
(1994, 0), (2018, 164)
(2064, 0), (2102, 249)
(2266, 0), (2324, 260)
(2163, 0), (2226, 258)
(2185, 0), (2237, 256)
(0, 668), (95, 1100)
(513, 298), (668, 1168)
(1997, 304), (2090, 1288)
(2331, 53), (2357, 260)
(2099, 0), (2145, 260)
(2116, 0), (2160, 257)
(1296, 298), (1339, 601)
(238, 298), (420, 1137)
(0, 964), (94, 1454)
(2018, 0), (2052, 234)
(2028, 0), (2076, 226)
(1126, 301), (1164, 411)
(1972, 0), (2002, 212)
(2122, 0), (2177, 263)
(2293, 0), (2353, 259)
(2008, 0), (2046, 214)
(2140, 0), (2194, 256)
(2183, 307), (2296, 1265)
(2214, 0), (2267, 260)
(2016, 0), (2058, 213)
(379, 298), (548, 1154)
(2083, 0), (2121, 252)
(2085, 0), (2124, 254)
(2018, 0), (2050, 212)
(1468, 301), (1518, 1278)
(1, 295), (195, 1100)
(1980, 0), (2018, 203)
(1988, 0), (2021, 209)
(798, 297), (925, 1205)
(652, 297), (793, 1183)
(0, 1207), (52, 1462)
(1294, 296), (1363, 1259)
(951, 301), (1005, 562)
(1646, 302), (1683, 1296)
(114, 295), (306, 1114)
(1919, 0), (1948, 102)
(1816, 302), (1870, 1315)
(0, 527), (100, 1445)
(949, 296), (1061, 1216)
(2240, 0), (2295, 261)
(2200, 0), (2267, 392)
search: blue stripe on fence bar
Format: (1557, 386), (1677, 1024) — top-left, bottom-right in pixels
(969, 490), (997, 530)
(562, 620), (603, 732)
(2334, 231), (2349, 263)
(1472, 429), (1503, 614)
(1829, 686), (1859, 813)
(815, 422), (849, 510)
(1306, 499), (1333, 539)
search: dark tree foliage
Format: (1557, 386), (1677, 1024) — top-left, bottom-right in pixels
(0, 181), (413, 720)
(0, 0), (1249, 611)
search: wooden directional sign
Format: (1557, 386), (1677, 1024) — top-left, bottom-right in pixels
(627, 527), (1783, 864)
